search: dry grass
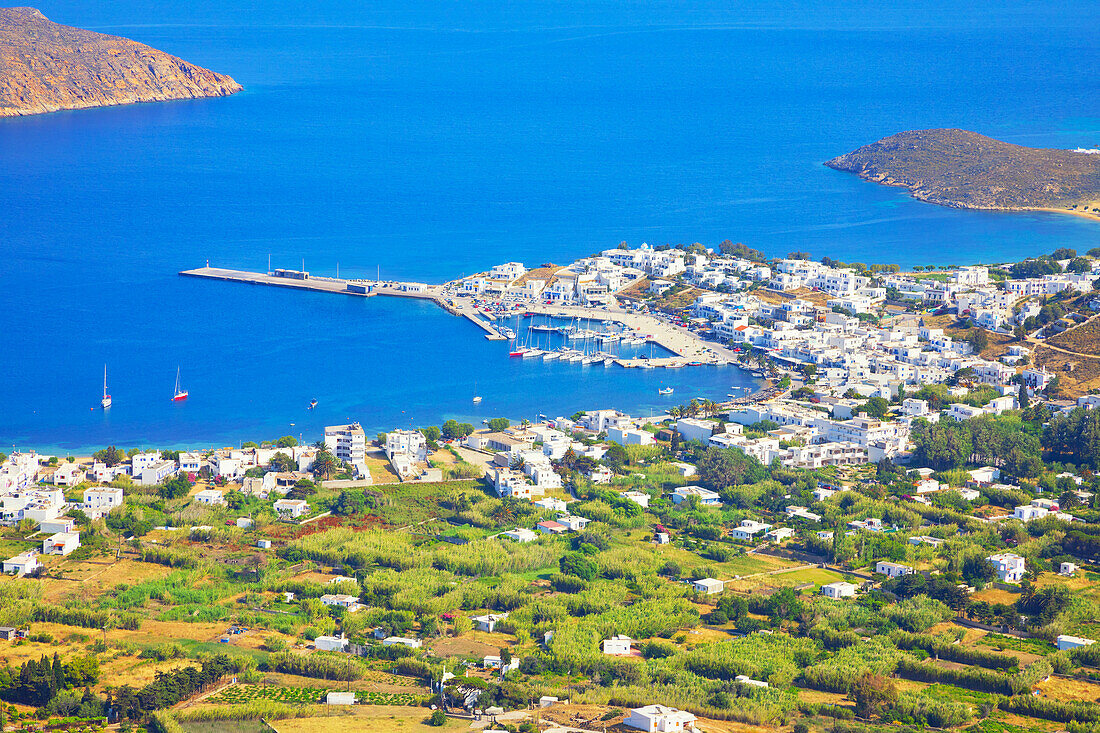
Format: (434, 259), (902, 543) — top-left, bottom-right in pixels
(1035, 343), (1100, 398)
(968, 587), (1020, 605)
(1045, 315), (1100, 356)
(37, 556), (173, 603)
(1035, 675), (1100, 703)
(515, 265), (562, 287)
(426, 635), (500, 659)
(268, 707), (462, 733)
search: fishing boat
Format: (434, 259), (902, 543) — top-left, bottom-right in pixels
(101, 365), (112, 409)
(658, 387), (674, 395)
(172, 367), (188, 401)
(308, 399), (318, 410)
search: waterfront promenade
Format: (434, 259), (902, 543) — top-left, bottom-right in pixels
(179, 266), (732, 363)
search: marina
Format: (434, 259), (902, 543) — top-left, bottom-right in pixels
(179, 266), (737, 367)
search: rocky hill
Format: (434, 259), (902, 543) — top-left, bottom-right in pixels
(0, 7), (241, 117)
(825, 129), (1100, 216)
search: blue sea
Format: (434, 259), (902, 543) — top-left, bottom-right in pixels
(2, 0), (1099, 452)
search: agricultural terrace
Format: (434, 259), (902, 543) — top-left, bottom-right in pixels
(9, 411), (1100, 733)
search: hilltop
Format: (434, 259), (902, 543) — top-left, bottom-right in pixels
(0, 7), (241, 117)
(826, 128), (1100, 218)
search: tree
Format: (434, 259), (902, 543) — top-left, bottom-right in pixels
(421, 426), (441, 442)
(603, 445), (629, 471)
(559, 552), (598, 581)
(276, 435), (298, 448)
(158, 473), (192, 500)
(269, 452), (296, 473)
(311, 450), (338, 480)
(858, 396), (890, 420)
(93, 446), (126, 467)
(697, 447), (765, 491)
(429, 709), (447, 726)
(966, 328), (990, 354)
(333, 490), (371, 516)
(851, 673), (898, 719)
(1051, 247), (1078, 260)
(488, 418), (510, 431)
(441, 420), (462, 440)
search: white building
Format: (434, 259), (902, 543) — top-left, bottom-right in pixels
(326, 691), (355, 706)
(1014, 505), (1048, 522)
(623, 490), (650, 508)
(326, 423), (368, 476)
(730, 519), (771, 541)
(601, 634), (633, 656)
(1057, 634), (1096, 651)
(2, 550), (41, 575)
(273, 498), (310, 518)
(988, 553), (1026, 583)
(624, 705), (697, 733)
(315, 635), (349, 652)
(42, 532), (80, 556)
(875, 561), (912, 579)
(382, 636), (422, 649)
(49, 463), (85, 487)
(822, 581), (859, 599)
(82, 487), (124, 518)
(670, 486), (722, 506)
(320, 594), (364, 612)
(194, 489), (225, 506)
(138, 461), (178, 486)
(501, 528), (538, 543)
(473, 612), (509, 633)
(692, 578), (724, 595)
(676, 418), (717, 444)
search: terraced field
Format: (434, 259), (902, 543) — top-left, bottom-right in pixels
(206, 684), (424, 706)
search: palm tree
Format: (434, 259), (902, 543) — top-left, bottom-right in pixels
(510, 456), (527, 472)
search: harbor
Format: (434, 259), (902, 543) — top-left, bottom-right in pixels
(179, 266), (736, 364)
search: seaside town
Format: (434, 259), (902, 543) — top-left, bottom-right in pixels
(10, 244), (1100, 733)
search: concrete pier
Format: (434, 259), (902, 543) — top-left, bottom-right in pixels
(180, 267), (507, 340)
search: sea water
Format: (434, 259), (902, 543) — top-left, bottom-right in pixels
(2, 0), (1098, 450)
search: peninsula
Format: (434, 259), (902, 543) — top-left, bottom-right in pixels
(826, 128), (1100, 219)
(0, 7), (241, 117)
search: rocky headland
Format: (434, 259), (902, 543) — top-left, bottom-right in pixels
(0, 7), (241, 117)
(826, 128), (1100, 218)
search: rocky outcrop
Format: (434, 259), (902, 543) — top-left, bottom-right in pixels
(825, 129), (1100, 215)
(0, 7), (241, 117)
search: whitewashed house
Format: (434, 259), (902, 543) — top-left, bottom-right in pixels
(601, 634), (633, 656)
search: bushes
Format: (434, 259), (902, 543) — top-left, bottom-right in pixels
(1000, 694), (1100, 723)
(139, 546), (199, 569)
(894, 656), (1013, 694)
(890, 631), (1018, 671)
(800, 637), (904, 693)
(29, 603), (140, 631)
(391, 658), (433, 681)
(266, 652), (364, 681)
(681, 634), (819, 687)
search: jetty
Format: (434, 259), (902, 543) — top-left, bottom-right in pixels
(179, 266), (507, 340)
(179, 266), (740, 359)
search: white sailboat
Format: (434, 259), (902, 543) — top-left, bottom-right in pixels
(472, 381), (482, 404)
(172, 366), (188, 401)
(100, 365), (112, 409)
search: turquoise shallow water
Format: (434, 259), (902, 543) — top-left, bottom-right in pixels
(2, 1), (1099, 451)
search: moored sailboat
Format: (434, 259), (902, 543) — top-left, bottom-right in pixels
(172, 367), (188, 401)
(101, 365), (112, 409)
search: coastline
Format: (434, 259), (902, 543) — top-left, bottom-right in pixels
(839, 172), (1100, 223)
